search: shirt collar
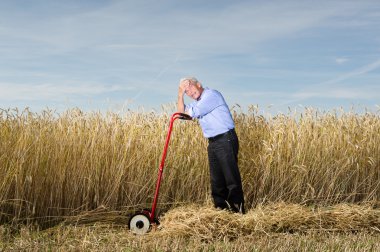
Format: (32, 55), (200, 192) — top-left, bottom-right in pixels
(197, 87), (208, 101)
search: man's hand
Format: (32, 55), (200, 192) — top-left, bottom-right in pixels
(178, 79), (190, 95)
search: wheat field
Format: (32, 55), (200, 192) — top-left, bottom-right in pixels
(1, 106), (380, 250)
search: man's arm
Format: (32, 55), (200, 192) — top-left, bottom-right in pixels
(177, 89), (185, 113)
(177, 80), (189, 113)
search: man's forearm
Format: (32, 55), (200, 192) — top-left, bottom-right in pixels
(177, 92), (185, 113)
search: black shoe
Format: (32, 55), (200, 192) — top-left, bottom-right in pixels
(214, 201), (230, 212)
(226, 201), (245, 214)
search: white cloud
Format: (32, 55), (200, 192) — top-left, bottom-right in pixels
(1, 0), (380, 111)
(0, 82), (135, 101)
(293, 87), (380, 100)
(280, 58), (380, 105)
(242, 85), (380, 101)
(319, 59), (380, 86)
(335, 58), (349, 64)
(2, 1), (374, 56)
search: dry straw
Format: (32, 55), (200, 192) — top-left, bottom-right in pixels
(157, 203), (380, 241)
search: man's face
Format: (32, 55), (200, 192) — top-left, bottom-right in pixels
(184, 81), (203, 100)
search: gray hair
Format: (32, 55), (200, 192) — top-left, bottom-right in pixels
(180, 76), (202, 87)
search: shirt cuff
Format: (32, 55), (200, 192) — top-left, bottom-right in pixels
(185, 105), (194, 118)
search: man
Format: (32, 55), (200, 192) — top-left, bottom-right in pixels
(177, 77), (245, 214)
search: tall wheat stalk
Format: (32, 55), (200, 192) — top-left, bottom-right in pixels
(1, 106), (379, 226)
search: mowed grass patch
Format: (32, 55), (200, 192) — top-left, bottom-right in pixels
(1, 203), (380, 251)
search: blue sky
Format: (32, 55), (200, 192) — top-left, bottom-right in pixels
(0, 0), (379, 114)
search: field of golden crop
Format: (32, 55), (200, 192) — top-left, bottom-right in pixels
(1, 106), (380, 251)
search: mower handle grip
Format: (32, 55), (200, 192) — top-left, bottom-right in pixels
(177, 113), (192, 120)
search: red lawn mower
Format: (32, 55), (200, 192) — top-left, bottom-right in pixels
(128, 112), (192, 234)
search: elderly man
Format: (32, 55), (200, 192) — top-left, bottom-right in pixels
(177, 77), (245, 214)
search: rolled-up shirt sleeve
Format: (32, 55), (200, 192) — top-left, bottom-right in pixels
(184, 104), (195, 118)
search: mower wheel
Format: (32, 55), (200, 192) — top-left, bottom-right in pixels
(128, 212), (151, 235)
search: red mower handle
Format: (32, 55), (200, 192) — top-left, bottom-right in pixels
(149, 112), (192, 223)
(129, 112), (193, 234)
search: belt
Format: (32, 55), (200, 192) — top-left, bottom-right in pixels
(208, 129), (235, 142)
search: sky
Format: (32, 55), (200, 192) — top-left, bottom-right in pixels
(0, 0), (379, 114)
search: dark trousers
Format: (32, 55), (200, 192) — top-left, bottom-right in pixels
(207, 129), (245, 213)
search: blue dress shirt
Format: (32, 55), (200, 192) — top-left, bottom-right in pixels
(185, 88), (235, 138)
